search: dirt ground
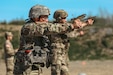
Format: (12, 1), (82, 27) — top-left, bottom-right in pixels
(0, 60), (113, 75)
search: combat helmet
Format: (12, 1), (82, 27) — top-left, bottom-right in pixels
(53, 9), (68, 20)
(29, 4), (50, 18)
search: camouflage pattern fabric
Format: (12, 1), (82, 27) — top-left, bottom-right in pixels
(50, 42), (69, 75)
(49, 22), (82, 75)
(13, 21), (74, 75)
(13, 21), (48, 75)
(66, 29), (81, 38)
(48, 22), (75, 75)
(29, 5), (50, 18)
(4, 40), (15, 75)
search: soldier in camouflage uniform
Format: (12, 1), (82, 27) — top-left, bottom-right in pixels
(13, 5), (77, 75)
(13, 4), (51, 75)
(4, 32), (15, 75)
(48, 9), (94, 75)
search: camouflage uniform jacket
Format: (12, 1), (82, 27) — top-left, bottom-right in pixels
(4, 40), (15, 58)
(49, 22), (83, 65)
(4, 40), (15, 75)
(19, 21), (74, 50)
(48, 22), (76, 65)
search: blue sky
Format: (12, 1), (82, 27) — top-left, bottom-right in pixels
(0, 0), (113, 22)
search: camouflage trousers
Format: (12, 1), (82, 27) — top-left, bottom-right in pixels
(51, 64), (69, 75)
(50, 42), (70, 75)
(5, 56), (14, 75)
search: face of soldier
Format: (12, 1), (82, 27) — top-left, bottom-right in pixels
(39, 15), (48, 22)
(59, 17), (67, 23)
(8, 35), (13, 41)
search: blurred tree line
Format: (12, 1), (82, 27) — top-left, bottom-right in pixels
(0, 18), (25, 25)
(0, 9), (113, 60)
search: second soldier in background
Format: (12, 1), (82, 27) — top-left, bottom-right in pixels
(4, 32), (15, 75)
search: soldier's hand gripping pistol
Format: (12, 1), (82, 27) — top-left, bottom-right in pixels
(71, 14), (96, 35)
(84, 16), (96, 25)
(77, 16), (96, 34)
(71, 14), (86, 29)
(71, 14), (86, 23)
